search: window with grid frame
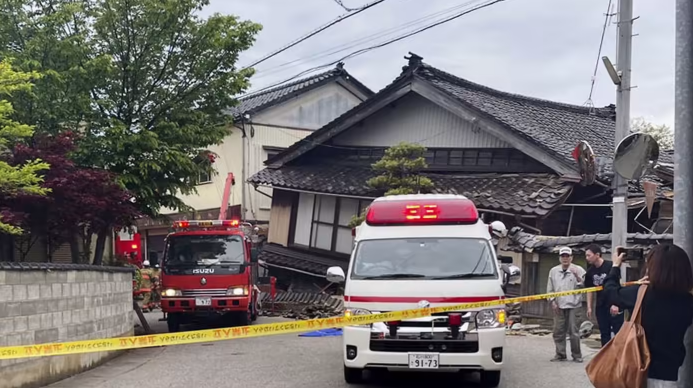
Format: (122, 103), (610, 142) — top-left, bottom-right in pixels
(197, 167), (212, 184)
(310, 195), (371, 254)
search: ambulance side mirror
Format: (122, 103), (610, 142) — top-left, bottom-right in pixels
(326, 266), (346, 283)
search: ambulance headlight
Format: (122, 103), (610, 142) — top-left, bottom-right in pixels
(162, 289), (182, 297)
(345, 308), (375, 328)
(476, 309), (506, 328)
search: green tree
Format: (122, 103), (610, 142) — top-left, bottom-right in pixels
(631, 117), (674, 150)
(0, 0), (261, 217)
(0, 58), (49, 235)
(348, 142), (434, 227)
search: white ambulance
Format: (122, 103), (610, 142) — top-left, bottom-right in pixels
(326, 194), (516, 387)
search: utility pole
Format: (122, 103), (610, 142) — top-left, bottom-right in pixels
(611, 0), (634, 282)
(675, 1), (693, 386)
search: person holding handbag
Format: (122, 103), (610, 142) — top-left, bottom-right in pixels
(603, 244), (693, 387)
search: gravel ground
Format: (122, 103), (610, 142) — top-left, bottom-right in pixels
(47, 312), (598, 388)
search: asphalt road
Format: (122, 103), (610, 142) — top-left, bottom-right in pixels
(48, 313), (597, 388)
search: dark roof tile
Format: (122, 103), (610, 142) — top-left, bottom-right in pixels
(250, 165), (572, 217)
(257, 244), (348, 277)
(505, 227), (673, 253)
(416, 65), (616, 172)
(228, 65), (373, 117)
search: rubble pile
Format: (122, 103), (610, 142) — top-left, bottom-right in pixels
(281, 304), (344, 320)
(505, 302), (522, 324)
(259, 291), (344, 320)
(506, 323), (552, 336)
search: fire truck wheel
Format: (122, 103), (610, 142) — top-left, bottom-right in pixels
(167, 314), (181, 333)
(237, 309), (251, 326)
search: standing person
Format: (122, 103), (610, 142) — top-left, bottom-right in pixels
(604, 244), (693, 388)
(547, 246), (586, 363)
(139, 260), (153, 311)
(584, 244), (624, 346)
(151, 264), (162, 311)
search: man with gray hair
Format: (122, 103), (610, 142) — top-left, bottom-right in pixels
(546, 246), (586, 363)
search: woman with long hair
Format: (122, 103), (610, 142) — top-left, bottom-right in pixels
(604, 244), (693, 387)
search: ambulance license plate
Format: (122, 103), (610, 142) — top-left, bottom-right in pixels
(408, 353), (439, 369)
(195, 297), (212, 307)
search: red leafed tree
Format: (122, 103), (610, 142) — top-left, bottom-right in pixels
(2, 132), (140, 264)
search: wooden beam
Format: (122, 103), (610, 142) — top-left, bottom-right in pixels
(411, 78), (580, 180)
(133, 301), (153, 334)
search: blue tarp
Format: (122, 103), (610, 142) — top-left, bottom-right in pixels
(298, 328), (343, 337)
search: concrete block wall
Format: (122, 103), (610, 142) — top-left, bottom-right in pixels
(0, 263), (135, 388)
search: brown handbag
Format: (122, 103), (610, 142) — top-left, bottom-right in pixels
(586, 285), (651, 388)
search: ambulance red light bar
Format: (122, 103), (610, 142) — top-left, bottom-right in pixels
(173, 219), (240, 228)
(365, 199), (479, 226)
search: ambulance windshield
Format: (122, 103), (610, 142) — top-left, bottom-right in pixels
(350, 238), (497, 280)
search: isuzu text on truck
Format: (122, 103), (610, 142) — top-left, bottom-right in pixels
(325, 194), (519, 387)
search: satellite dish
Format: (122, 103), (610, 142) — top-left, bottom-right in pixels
(571, 141), (596, 186)
(614, 133), (660, 180)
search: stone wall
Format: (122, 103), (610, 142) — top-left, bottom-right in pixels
(0, 263), (134, 388)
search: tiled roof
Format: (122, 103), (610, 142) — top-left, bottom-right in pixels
(257, 243), (348, 277)
(249, 165), (572, 217)
(504, 227), (673, 254)
(228, 65), (373, 117)
(0, 262), (134, 272)
(653, 150), (674, 183)
(415, 65), (616, 173)
(266, 55), (616, 178)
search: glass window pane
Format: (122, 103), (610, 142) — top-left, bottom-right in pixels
(351, 238), (497, 279)
(313, 223), (333, 250)
(317, 195), (336, 223)
(434, 150), (448, 165)
(335, 227), (353, 254)
(449, 150), (462, 166)
(338, 198), (359, 226)
(424, 150), (434, 165)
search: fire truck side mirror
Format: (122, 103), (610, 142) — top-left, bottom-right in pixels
(250, 247), (260, 263)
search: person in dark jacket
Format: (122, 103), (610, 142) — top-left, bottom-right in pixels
(604, 244), (693, 387)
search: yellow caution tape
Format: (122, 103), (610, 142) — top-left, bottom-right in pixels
(0, 283), (640, 360)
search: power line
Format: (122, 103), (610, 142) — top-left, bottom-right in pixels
(332, 0), (363, 11)
(585, 0), (615, 107)
(245, 0), (508, 97)
(241, 0), (388, 70)
(252, 0), (486, 81)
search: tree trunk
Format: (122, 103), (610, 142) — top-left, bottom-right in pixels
(69, 234), (80, 264)
(92, 230), (108, 266)
(80, 230), (93, 264)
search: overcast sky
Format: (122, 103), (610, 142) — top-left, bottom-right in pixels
(202, 0), (675, 128)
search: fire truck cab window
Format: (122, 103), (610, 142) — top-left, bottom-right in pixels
(165, 235), (245, 266)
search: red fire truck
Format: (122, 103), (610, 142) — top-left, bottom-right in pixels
(159, 173), (266, 332)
